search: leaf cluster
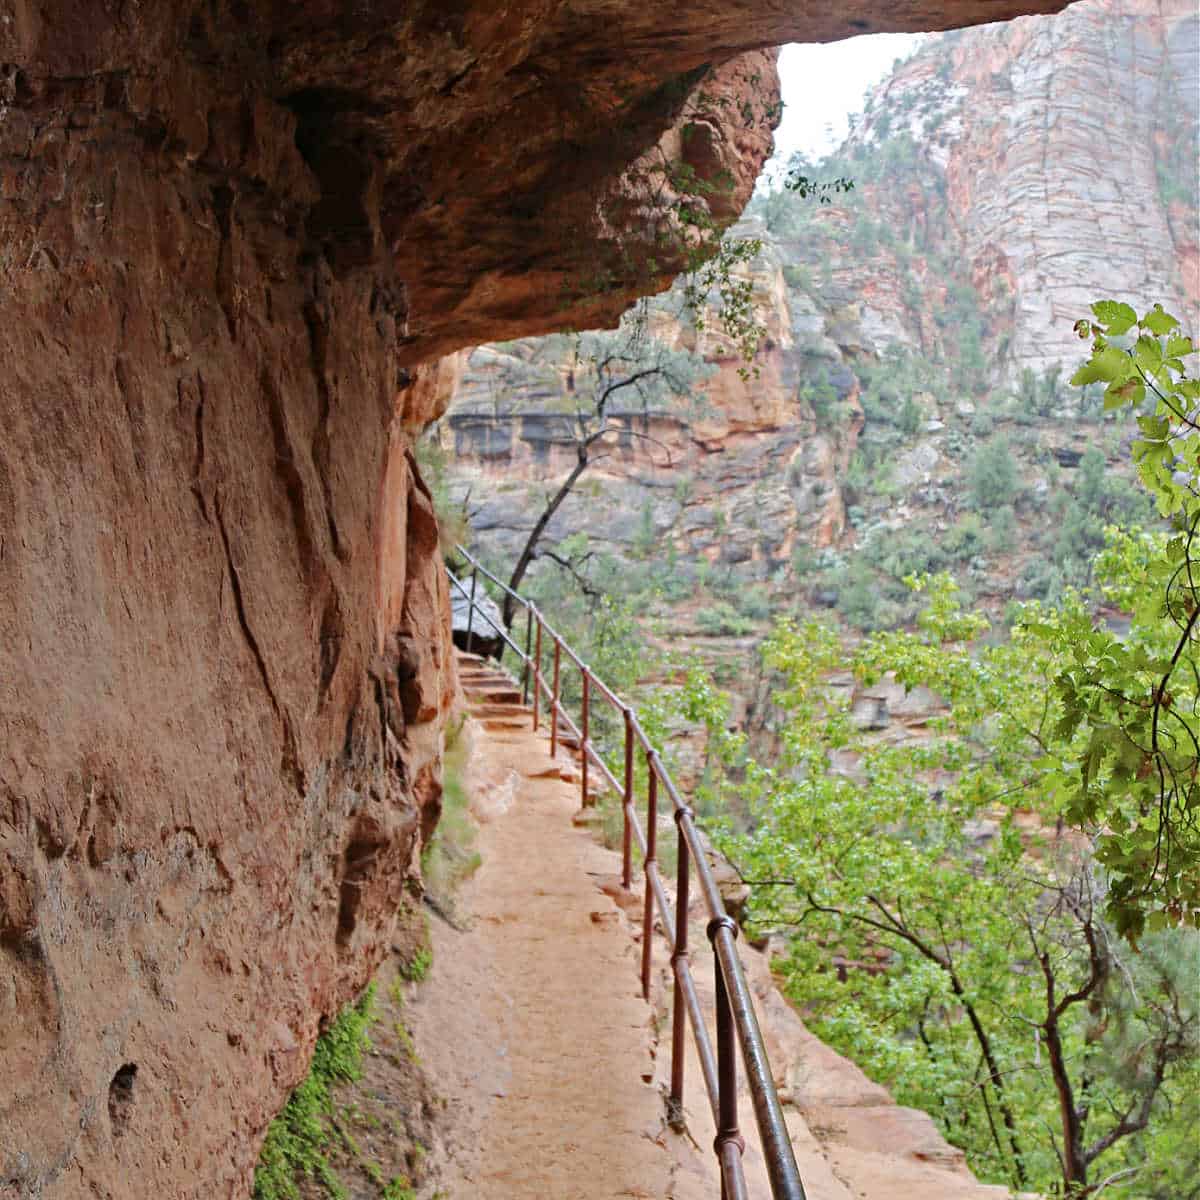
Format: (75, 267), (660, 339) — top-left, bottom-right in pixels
(1042, 302), (1200, 939)
(714, 576), (1198, 1196)
(254, 987), (378, 1200)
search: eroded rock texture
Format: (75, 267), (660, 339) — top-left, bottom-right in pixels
(836, 0), (1200, 375)
(440, 219), (862, 577)
(0, 2), (1068, 1196)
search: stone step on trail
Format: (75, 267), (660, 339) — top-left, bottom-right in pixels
(466, 702), (530, 719)
(468, 688), (526, 705)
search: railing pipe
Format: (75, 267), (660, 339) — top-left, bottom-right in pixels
(711, 915), (747, 1200)
(713, 929), (807, 1200)
(446, 571), (532, 661)
(622, 706), (634, 890)
(466, 566), (478, 655)
(581, 667), (591, 807)
(532, 612), (542, 731)
(669, 811), (690, 1124)
(584, 744), (623, 796)
(523, 606), (533, 704)
(551, 636), (561, 758)
(677, 952), (721, 1120)
(446, 543), (807, 1200)
(641, 751), (658, 1001)
(456, 554), (527, 606)
(587, 668), (623, 710)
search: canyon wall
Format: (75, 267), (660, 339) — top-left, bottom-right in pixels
(438, 0), (1198, 622)
(0, 2), (1075, 1197)
(441, 223), (862, 578)
(842, 0), (1200, 375)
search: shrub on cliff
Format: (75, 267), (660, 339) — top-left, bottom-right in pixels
(966, 433), (1019, 509)
(697, 304), (1200, 1198)
(712, 578), (1198, 1198)
(254, 987), (377, 1200)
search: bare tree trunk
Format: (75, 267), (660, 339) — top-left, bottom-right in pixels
(502, 448), (590, 626)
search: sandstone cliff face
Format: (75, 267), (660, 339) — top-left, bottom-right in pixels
(1, 3), (1078, 1197)
(438, 0), (1198, 615)
(0, 133), (458, 1199)
(844, 0), (1200, 377)
(440, 223), (861, 577)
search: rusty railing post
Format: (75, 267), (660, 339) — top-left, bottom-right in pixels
(532, 612), (542, 732)
(522, 605), (533, 705)
(668, 811), (690, 1127)
(581, 667), (591, 808)
(466, 566), (478, 655)
(641, 750), (658, 1001)
(550, 636), (561, 758)
(622, 706), (634, 890)
(711, 916), (746, 1198)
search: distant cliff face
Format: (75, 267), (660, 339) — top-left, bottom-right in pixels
(439, 0), (1198, 624)
(438, 223), (861, 579)
(834, 0), (1200, 378)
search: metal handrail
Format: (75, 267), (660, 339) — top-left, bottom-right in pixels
(447, 545), (807, 1200)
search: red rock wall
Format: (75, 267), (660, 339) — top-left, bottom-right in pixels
(834, 0), (1200, 377)
(0, 2), (1069, 1196)
(0, 105), (455, 1200)
(0, 35), (458, 1195)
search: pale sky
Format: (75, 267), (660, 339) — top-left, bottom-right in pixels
(761, 33), (928, 182)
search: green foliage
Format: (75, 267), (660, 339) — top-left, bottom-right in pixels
(380, 1181), (415, 1200)
(695, 602), (756, 637)
(828, 558), (907, 631)
(966, 434), (1019, 510)
(715, 577), (1198, 1197)
(897, 394), (923, 436)
(986, 503), (1016, 553)
(1035, 302), (1200, 938)
(869, 527), (948, 579)
(943, 512), (987, 562)
(1014, 363), (1066, 418)
(797, 372), (845, 428)
(782, 168), (855, 204)
(254, 987), (377, 1200)
(855, 346), (947, 430)
(397, 945), (432, 984)
(421, 723), (481, 900)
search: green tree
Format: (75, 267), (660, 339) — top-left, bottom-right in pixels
(498, 313), (709, 625)
(966, 434), (1019, 510)
(1033, 301), (1200, 938)
(716, 579), (1198, 1197)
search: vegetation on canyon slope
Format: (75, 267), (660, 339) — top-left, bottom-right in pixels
(254, 986), (382, 1200)
(456, 305), (1200, 1199)
(717, 559), (1198, 1198)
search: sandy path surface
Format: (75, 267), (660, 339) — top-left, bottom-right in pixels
(407, 657), (1010, 1200)
(407, 709), (709, 1199)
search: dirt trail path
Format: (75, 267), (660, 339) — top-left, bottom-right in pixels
(408, 655), (1009, 1200)
(408, 673), (708, 1199)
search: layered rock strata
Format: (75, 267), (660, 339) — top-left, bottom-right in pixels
(439, 222), (863, 575)
(848, 0), (1200, 375)
(440, 0), (1198, 599)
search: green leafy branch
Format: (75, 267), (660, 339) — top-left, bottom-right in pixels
(1047, 302), (1200, 939)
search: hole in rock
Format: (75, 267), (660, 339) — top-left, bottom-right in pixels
(108, 1063), (137, 1136)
